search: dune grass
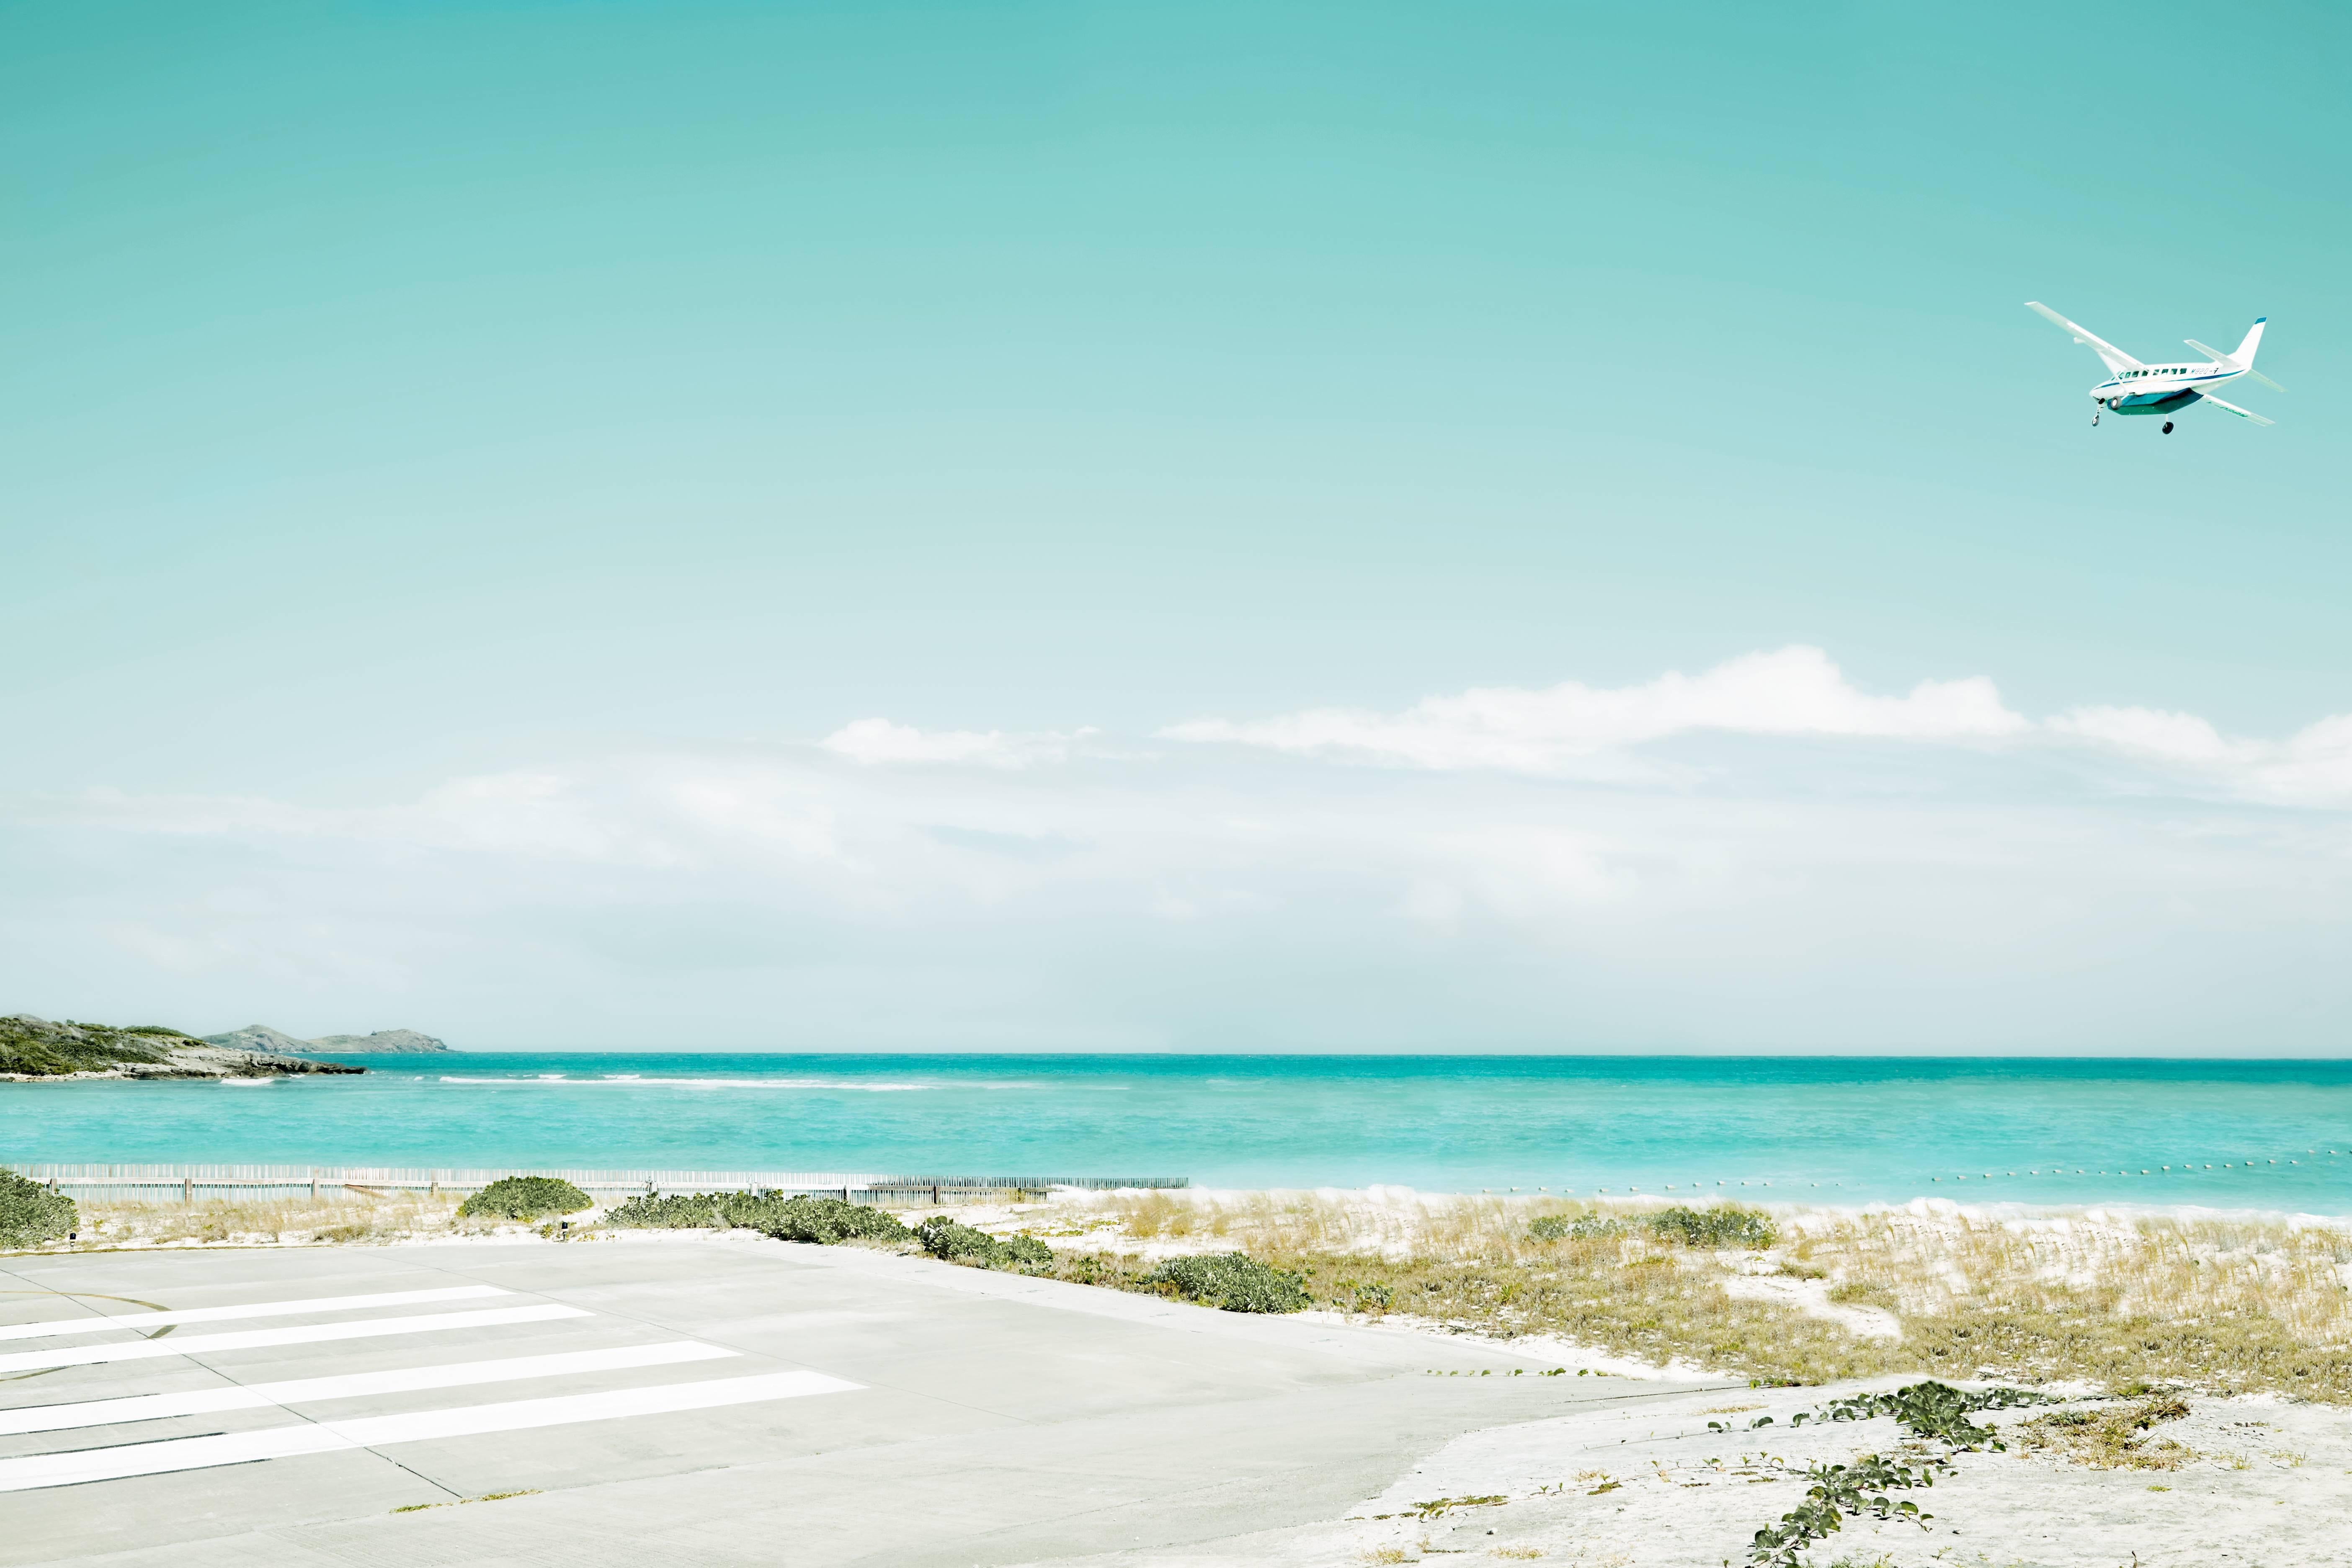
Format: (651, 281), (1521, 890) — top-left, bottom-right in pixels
(62, 1192), (474, 1247)
(1066, 1191), (2352, 1398)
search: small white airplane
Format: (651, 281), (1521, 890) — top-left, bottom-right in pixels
(2026, 302), (2281, 433)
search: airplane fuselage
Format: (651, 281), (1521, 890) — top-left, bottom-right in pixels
(2028, 302), (2273, 432)
(2089, 361), (2248, 416)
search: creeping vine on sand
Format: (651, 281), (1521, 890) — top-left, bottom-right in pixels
(1742, 1380), (2058, 1566)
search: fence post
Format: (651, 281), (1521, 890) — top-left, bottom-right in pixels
(310, 1169), (319, 1199)
(182, 1176), (192, 1204)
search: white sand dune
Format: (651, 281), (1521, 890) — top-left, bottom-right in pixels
(1035, 1378), (2352, 1566)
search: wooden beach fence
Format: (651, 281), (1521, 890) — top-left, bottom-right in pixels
(5, 1163), (1186, 1207)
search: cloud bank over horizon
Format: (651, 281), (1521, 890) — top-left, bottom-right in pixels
(1157, 645), (2352, 808)
(10, 646), (2352, 1053)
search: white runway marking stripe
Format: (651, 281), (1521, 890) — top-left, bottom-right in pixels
(0, 1371), (862, 1490)
(0, 1341), (738, 1435)
(0, 1305), (590, 1375)
(0, 1287), (512, 1343)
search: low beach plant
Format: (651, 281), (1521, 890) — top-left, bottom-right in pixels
(456, 1176), (591, 1221)
(0, 1170), (77, 1246)
(605, 1190), (910, 1243)
(1802, 1380), (2053, 1444)
(1743, 1381), (2061, 1565)
(742, 1194), (910, 1244)
(605, 1191), (723, 1228)
(1746, 1453), (1938, 1568)
(1146, 1252), (1311, 1313)
(1530, 1214), (1622, 1242)
(1527, 1207), (1771, 1248)
(915, 1215), (1052, 1271)
(1648, 1205), (1776, 1249)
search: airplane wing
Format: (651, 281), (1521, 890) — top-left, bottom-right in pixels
(2188, 340), (2288, 392)
(2198, 393), (2275, 426)
(2026, 302), (2143, 372)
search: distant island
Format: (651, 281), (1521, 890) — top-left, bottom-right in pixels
(1, 1015), (366, 1080)
(203, 1025), (454, 1055)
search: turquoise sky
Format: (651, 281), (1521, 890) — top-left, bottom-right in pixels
(6, 4), (2350, 1050)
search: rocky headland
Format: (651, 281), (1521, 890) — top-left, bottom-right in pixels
(203, 1024), (452, 1054)
(0, 1015), (365, 1081)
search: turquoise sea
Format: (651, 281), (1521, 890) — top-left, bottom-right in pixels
(7, 1055), (2351, 1210)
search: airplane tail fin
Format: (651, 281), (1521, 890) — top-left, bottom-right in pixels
(2231, 317), (2266, 367)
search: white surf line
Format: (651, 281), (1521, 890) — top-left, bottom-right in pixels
(0, 1371), (862, 1491)
(0, 1341), (738, 1436)
(0, 1305), (589, 1375)
(0, 1286), (512, 1344)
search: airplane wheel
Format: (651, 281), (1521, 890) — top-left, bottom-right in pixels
(2162, 421), (2174, 434)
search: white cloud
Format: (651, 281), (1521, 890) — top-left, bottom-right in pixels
(819, 717), (1094, 769)
(1163, 646), (2028, 772)
(1162, 646), (2352, 810)
(2050, 705), (2352, 807)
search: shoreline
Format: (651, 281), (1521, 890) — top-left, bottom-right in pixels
(7, 1164), (2349, 1223)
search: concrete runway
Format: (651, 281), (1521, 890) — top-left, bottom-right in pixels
(0, 1236), (1724, 1566)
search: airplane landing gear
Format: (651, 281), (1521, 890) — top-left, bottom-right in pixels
(2092, 412), (2101, 426)
(2162, 420), (2175, 434)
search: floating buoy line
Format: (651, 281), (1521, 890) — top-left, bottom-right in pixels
(1927, 1148), (2344, 1185)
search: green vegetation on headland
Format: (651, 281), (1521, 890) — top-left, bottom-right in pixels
(2, 1016), (183, 1076)
(1, 1014), (365, 1079)
(0, 1170), (77, 1246)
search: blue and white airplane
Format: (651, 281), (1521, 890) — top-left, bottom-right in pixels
(2027, 302), (2281, 433)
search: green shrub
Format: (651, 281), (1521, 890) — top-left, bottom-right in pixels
(457, 1176), (591, 1221)
(737, 1194), (909, 1244)
(606, 1190), (910, 1243)
(1148, 1252), (1311, 1313)
(914, 1215), (1052, 1270)
(1648, 1205), (1775, 1249)
(1531, 1214), (1626, 1242)
(605, 1192), (722, 1228)
(0, 1171), (78, 1247)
